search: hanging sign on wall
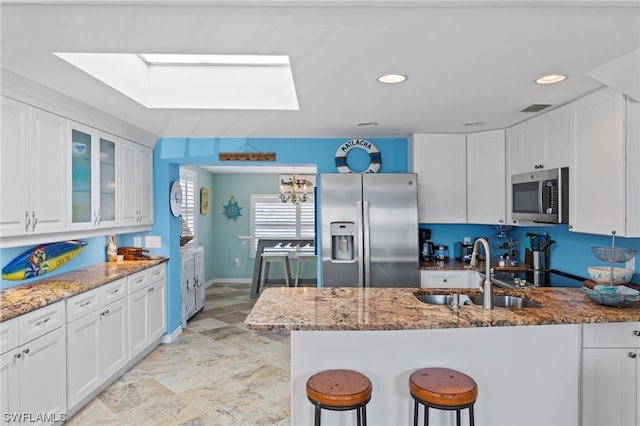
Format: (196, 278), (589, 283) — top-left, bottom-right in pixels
(335, 138), (381, 173)
(222, 196), (243, 221)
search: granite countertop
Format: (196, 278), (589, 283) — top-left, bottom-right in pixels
(245, 286), (640, 332)
(0, 259), (168, 322)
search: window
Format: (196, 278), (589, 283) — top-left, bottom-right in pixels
(250, 194), (315, 258)
(179, 168), (197, 246)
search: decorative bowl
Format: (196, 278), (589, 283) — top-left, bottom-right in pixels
(583, 286), (640, 307)
(590, 246), (637, 263)
(587, 266), (634, 284)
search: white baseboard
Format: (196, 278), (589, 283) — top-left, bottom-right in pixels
(208, 278), (252, 287)
(161, 325), (183, 344)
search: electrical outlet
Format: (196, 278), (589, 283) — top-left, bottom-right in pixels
(133, 237), (142, 247)
(626, 257), (635, 271)
(235, 258), (240, 267)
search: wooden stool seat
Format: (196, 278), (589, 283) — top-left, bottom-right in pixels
(409, 368), (477, 426)
(306, 369), (372, 426)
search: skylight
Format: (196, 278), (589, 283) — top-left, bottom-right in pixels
(53, 53), (299, 110)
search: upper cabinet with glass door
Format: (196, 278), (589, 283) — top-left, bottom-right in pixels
(69, 121), (118, 230)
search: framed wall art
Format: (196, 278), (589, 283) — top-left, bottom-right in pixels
(200, 187), (209, 215)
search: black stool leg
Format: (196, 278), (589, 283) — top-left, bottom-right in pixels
(362, 405), (367, 426)
(456, 409), (461, 426)
(314, 404), (321, 426)
(357, 406), (361, 426)
(413, 400), (419, 426)
(424, 404), (429, 426)
(469, 404), (475, 426)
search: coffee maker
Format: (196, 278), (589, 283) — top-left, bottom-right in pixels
(419, 228), (435, 261)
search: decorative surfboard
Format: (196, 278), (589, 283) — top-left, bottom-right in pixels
(2, 240), (87, 281)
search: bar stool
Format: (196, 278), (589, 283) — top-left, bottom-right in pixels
(293, 253), (317, 287)
(306, 369), (372, 426)
(259, 252), (292, 289)
(409, 367), (477, 426)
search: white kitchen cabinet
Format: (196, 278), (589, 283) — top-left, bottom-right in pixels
(194, 248), (206, 312)
(65, 279), (128, 412)
(466, 129), (506, 225)
(420, 270), (478, 288)
(181, 246), (205, 326)
(1, 302), (66, 426)
(569, 87), (640, 236)
(508, 104), (570, 175)
(409, 133), (467, 223)
(119, 140), (153, 227)
(582, 322), (640, 426)
(68, 122), (118, 231)
(0, 97), (67, 238)
(128, 264), (166, 360)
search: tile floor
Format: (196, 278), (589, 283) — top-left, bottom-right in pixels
(67, 283), (291, 426)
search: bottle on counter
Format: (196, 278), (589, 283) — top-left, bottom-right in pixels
(106, 235), (117, 262)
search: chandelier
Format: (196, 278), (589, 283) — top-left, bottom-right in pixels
(279, 174), (311, 204)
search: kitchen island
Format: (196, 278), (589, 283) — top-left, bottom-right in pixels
(245, 286), (640, 426)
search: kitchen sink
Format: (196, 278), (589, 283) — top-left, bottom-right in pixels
(415, 294), (542, 308)
(469, 295), (542, 308)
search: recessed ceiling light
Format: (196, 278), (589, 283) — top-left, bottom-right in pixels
(535, 74), (566, 85)
(357, 122), (378, 128)
(376, 73), (408, 84)
(464, 121), (484, 127)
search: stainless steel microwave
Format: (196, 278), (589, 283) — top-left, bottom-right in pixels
(511, 167), (568, 224)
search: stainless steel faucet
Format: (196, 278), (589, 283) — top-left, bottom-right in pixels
(470, 237), (493, 309)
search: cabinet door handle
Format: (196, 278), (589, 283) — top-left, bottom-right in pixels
(22, 348), (29, 355)
(442, 278), (448, 283)
(110, 288), (120, 295)
(633, 330), (640, 336)
(35, 317), (50, 326)
(31, 211), (37, 231)
(79, 300), (92, 307)
(148, 286), (155, 292)
(25, 211), (31, 232)
(101, 309), (110, 317)
(498, 219), (504, 223)
(629, 352), (638, 359)
(14, 353), (21, 359)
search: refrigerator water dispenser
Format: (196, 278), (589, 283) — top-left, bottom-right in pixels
(331, 222), (355, 260)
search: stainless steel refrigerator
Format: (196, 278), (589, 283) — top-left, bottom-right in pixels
(320, 173), (420, 287)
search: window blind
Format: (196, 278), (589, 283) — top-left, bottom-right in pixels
(250, 194), (315, 257)
(179, 168), (197, 245)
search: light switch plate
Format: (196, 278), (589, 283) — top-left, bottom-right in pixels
(145, 236), (162, 248)
(133, 237), (142, 247)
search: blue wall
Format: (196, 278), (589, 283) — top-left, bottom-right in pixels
(423, 223), (640, 283)
(152, 137), (408, 335)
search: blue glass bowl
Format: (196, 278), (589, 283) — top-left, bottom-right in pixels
(583, 286), (640, 307)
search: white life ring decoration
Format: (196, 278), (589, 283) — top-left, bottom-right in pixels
(335, 139), (381, 174)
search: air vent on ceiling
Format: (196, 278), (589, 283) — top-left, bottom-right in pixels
(520, 104), (552, 112)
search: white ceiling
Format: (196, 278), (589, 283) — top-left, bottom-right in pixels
(2, 1), (639, 141)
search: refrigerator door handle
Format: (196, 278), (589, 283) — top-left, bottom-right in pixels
(357, 200), (365, 287)
(362, 200), (371, 287)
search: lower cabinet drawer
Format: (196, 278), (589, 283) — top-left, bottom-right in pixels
(420, 270), (472, 288)
(583, 322), (640, 348)
(18, 301), (65, 344)
(0, 316), (19, 355)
